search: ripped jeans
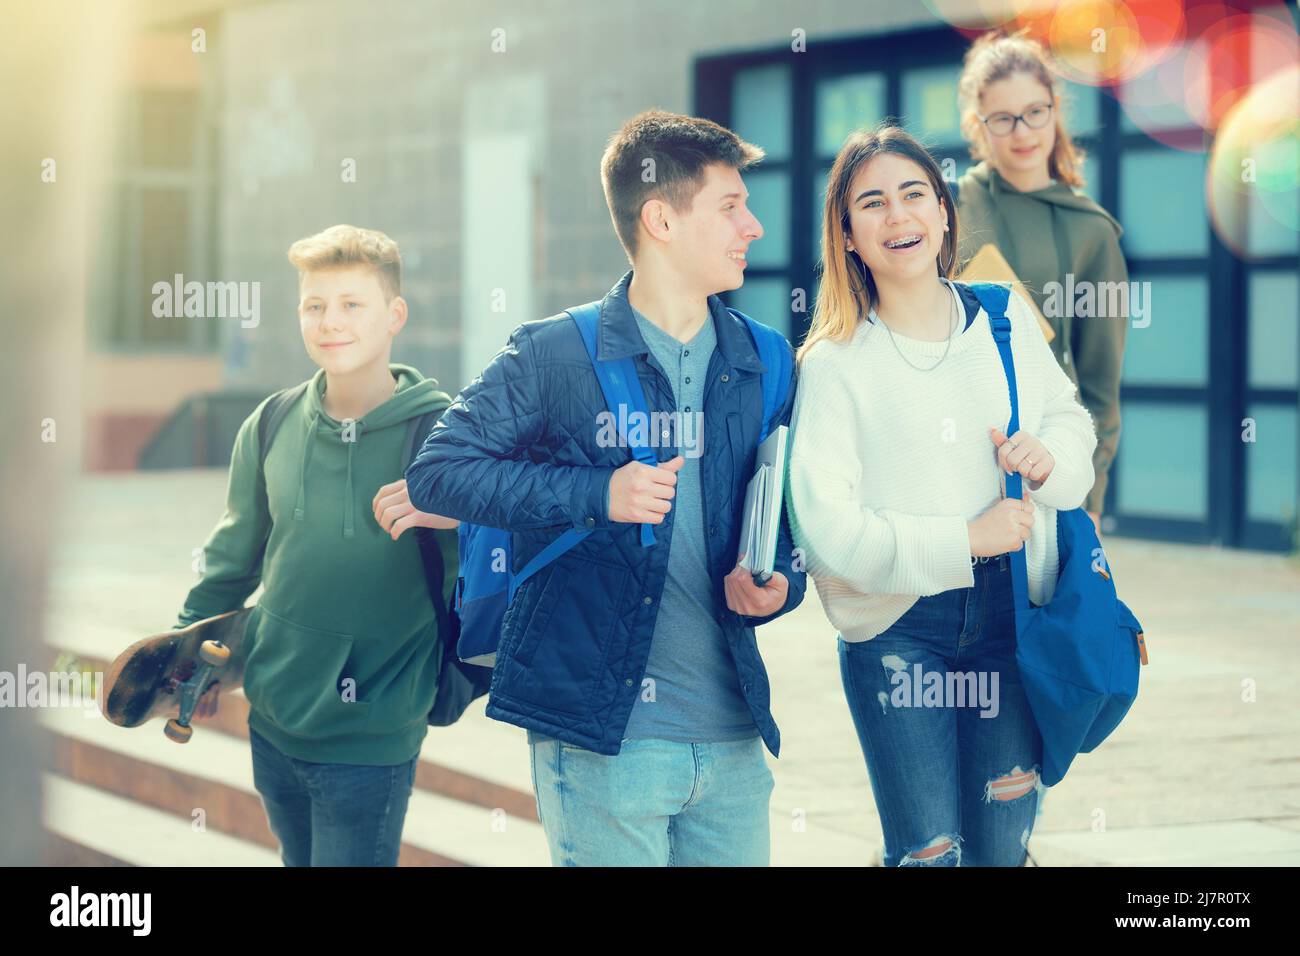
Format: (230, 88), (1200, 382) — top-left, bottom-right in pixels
(838, 555), (1043, 867)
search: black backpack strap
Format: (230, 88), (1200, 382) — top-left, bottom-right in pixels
(257, 382), (311, 471)
(404, 401), (453, 624)
(401, 405), (445, 471)
(408, 401), (493, 724)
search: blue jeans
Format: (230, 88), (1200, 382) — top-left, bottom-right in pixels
(838, 555), (1043, 867)
(528, 733), (774, 866)
(249, 726), (418, 867)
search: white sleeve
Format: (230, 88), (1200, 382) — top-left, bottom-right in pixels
(1009, 290), (1098, 511)
(787, 347), (974, 596)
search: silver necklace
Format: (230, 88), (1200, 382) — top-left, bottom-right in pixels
(876, 282), (960, 372)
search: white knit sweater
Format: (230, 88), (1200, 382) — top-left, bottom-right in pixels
(787, 281), (1098, 642)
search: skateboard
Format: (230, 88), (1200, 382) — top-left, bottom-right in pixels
(101, 606), (254, 743)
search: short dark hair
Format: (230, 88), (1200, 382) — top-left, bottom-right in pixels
(600, 109), (765, 260)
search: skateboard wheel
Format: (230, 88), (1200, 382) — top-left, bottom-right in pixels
(164, 719), (193, 744)
(199, 640), (232, 667)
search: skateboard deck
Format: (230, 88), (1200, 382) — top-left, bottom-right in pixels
(102, 606), (254, 743)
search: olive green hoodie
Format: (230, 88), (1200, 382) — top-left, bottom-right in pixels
(176, 364), (453, 765)
(956, 160), (1128, 514)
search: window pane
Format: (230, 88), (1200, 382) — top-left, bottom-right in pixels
(744, 171), (790, 268)
(1115, 404), (1207, 519)
(1061, 80), (1099, 137)
(1121, 275), (1208, 386)
(733, 64), (791, 162)
(1079, 152), (1102, 204)
(901, 64), (962, 146)
(1120, 47), (1197, 133)
(1248, 271), (1300, 388)
(1245, 404), (1298, 525)
(816, 72), (885, 159)
(730, 277), (792, 338)
(1121, 150), (1208, 256)
(134, 187), (192, 347)
(812, 169), (830, 261)
(1247, 186), (1300, 257)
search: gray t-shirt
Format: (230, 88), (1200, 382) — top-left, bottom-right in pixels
(618, 306), (758, 743)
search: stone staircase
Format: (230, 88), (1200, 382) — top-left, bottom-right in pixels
(42, 620), (550, 867)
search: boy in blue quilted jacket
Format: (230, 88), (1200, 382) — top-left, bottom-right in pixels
(407, 111), (806, 866)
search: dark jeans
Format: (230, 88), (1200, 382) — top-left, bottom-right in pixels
(838, 555), (1043, 867)
(249, 725), (418, 867)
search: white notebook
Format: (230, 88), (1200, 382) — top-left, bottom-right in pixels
(737, 424), (790, 581)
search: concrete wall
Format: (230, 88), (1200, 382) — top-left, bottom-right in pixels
(213, 0), (961, 394)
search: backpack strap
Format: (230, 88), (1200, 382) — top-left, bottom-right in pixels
(401, 403), (476, 688)
(727, 308), (794, 443)
(968, 281), (1031, 613)
(507, 300), (664, 601)
(403, 401), (455, 608)
(402, 405), (447, 469)
(256, 381), (311, 471)
(567, 300), (657, 549)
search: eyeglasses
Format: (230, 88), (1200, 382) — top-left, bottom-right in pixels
(979, 103), (1054, 137)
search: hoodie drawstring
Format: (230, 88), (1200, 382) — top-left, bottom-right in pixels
(294, 410), (320, 523)
(293, 410), (359, 539)
(343, 437), (356, 539)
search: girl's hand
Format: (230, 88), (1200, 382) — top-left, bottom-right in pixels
(990, 427), (1055, 488)
(967, 488), (1035, 557)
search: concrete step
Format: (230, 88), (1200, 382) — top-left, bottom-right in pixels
(40, 705), (549, 867)
(44, 625), (540, 822)
(43, 774), (281, 867)
(43, 610), (879, 865)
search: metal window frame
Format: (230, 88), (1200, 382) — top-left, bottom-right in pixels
(694, 11), (1299, 551)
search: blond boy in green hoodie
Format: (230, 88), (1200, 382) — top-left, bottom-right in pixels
(174, 224), (456, 866)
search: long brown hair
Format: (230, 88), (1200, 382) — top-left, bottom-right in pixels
(958, 28), (1087, 189)
(799, 124), (958, 364)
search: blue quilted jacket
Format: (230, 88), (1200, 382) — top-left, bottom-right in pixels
(405, 271), (806, 756)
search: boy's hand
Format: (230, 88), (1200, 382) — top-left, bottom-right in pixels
(193, 681), (220, 720)
(724, 559), (788, 617)
(372, 479), (459, 540)
(608, 455), (684, 524)
(990, 427), (1055, 487)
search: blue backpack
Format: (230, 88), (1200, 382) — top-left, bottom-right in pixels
(970, 282), (1147, 787)
(454, 301), (794, 667)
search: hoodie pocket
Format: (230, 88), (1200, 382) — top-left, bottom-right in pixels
(243, 606), (372, 739)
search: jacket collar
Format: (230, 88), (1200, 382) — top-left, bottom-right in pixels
(596, 270), (765, 373)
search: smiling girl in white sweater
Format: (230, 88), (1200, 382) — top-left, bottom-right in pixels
(787, 125), (1096, 867)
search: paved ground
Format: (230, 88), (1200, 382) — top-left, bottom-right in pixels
(39, 470), (1300, 865)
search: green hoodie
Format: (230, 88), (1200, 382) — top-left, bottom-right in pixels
(956, 160), (1128, 514)
(176, 363), (453, 765)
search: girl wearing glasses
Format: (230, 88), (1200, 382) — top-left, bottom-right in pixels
(955, 29), (1127, 535)
(787, 125), (1097, 866)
